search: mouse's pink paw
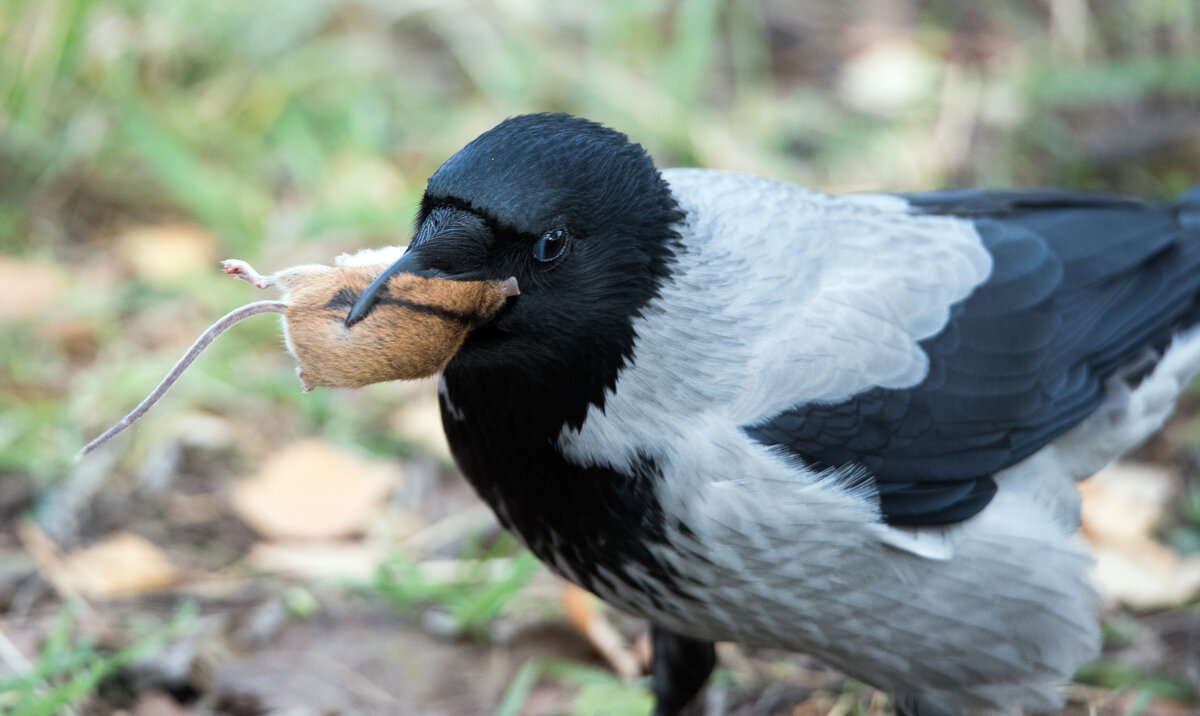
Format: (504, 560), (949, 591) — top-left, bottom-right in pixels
(222, 259), (274, 289)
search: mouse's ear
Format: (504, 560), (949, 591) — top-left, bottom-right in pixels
(281, 269), (513, 390)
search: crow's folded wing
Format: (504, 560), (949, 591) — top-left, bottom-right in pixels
(745, 189), (1200, 525)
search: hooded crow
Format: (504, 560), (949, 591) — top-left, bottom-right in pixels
(347, 113), (1200, 715)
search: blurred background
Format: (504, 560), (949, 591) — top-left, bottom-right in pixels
(2, 1), (1200, 714)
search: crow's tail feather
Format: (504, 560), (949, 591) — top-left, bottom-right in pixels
(1179, 184), (1200, 230)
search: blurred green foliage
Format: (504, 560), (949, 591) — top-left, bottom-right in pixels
(4, 0), (1198, 255)
(496, 656), (655, 716)
(1075, 657), (1198, 710)
(373, 536), (541, 639)
(0, 600), (196, 715)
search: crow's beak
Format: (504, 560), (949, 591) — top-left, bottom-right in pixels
(347, 205), (496, 327)
(344, 249), (425, 326)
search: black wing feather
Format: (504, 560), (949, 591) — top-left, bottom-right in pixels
(745, 188), (1200, 525)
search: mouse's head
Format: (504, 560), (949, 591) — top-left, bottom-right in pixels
(273, 265), (517, 390)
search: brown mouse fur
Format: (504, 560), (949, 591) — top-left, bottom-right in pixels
(272, 264), (513, 389)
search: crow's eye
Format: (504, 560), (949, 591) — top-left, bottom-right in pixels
(533, 228), (569, 263)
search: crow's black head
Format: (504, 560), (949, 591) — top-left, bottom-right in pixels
(360, 113), (683, 429)
(400, 116), (684, 580)
(424, 114), (676, 237)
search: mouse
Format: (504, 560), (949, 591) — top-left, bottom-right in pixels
(77, 255), (519, 458)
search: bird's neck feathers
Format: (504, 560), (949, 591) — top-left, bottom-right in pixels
(438, 362), (683, 598)
(437, 215), (686, 598)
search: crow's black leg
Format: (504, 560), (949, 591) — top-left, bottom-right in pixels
(650, 624), (715, 716)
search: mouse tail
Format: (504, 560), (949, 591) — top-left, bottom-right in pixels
(76, 300), (289, 459)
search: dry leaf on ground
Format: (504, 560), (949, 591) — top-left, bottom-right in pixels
(231, 438), (397, 540)
(1080, 461), (1200, 608)
(115, 223), (218, 284)
(0, 256), (66, 322)
(1080, 461), (1176, 545)
(837, 35), (938, 116)
(20, 523), (179, 599)
(247, 540), (386, 581)
(562, 583), (643, 678)
(389, 381), (452, 462)
(60, 531), (178, 598)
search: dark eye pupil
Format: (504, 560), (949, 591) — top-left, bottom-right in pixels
(534, 229), (568, 262)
